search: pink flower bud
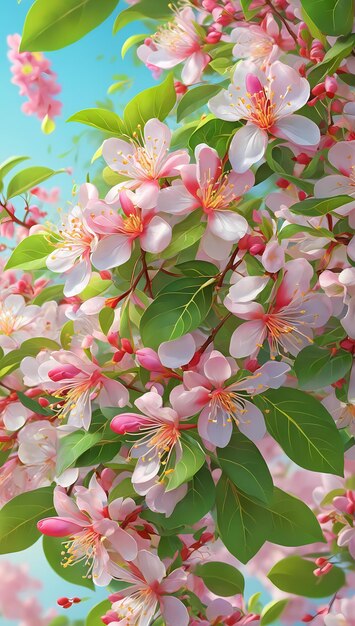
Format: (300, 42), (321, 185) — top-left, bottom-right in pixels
(174, 81), (188, 95)
(246, 73), (263, 96)
(205, 30), (221, 43)
(110, 413), (150, 435)
(37, 517), (83, 537)
(99, 270), (112, 280)
(136, 348), (165, 372)
(48, 365), (81, 382)
(325, 76), (337, 97)
(121, 338), (133, 354)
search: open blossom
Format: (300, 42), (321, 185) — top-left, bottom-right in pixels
(46, 183), (99, 296)
(157, 143), (253, 260)
(89, 190), (172, 270)
(111, 388), (189, 490)
(171, 350), (289, 447)
(231, 13), (294, 69)
(137, 6), (210, 85)
(325, 598), (355, 626)
(104, 550), (188, 626)
(314, 141), (355, 214)
(7, 34), (62, 126)
(0, 294), (40, 352)
(37, 476), (139, 585)
(102, 118), (189, 208)
(21, 350), (129, 430)
(209, 60), (320, 172)
(225, 259), (332, 358)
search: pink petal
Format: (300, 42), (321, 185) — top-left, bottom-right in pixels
(91, 234), (132, 270)
(229, 124), (268, 173)
(140, 216), (172, 253)
(161, 596), (189, 626)
(158, 334), (195, 368)
(157, 181), (198, 215)
(272, 115), (320, 147)
(203, 350), (231, 386)
(208, 210), (248, 242)
(136, 550), (166, 585)
(230, 320), (266, 358)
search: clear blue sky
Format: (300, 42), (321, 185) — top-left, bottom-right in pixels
(0, 3), (275, 624)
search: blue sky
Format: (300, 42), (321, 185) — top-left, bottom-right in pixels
(0, 3), (276, 624)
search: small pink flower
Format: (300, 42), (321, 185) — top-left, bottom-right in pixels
(0, 294), (40, 352)
(102, 118), (189, 208)
(106, 550), (188, 626)
(225, 259), (332, 358)
(172, 350), (289, 447)
(315, 141), (355, 215)
(89, 190), (171, 270)
(209, 60), (320, 172)
(137, 6), (210, 85)
(231, 13), (294, 69)
(157, 143), (253, 260)
(38, 476), (139, 585)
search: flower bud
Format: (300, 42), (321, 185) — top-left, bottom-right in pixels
(111, 413), (150, 435)
(37, 518), (83, 537)
(136, 348), (164, 372)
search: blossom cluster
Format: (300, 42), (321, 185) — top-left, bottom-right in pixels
(1, 0), (355, 625)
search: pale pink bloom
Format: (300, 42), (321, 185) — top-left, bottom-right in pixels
(0, 294), (40, 352)
(89, 190), (171, 270)
(171, 350), (289, 447)
(21, 350), (129, 430)
(38, 476), (139, 585)
(338, 525), (355, 559)
(158, 334), (196, 369)
(111, 388), (188, 489)
(102, 118), (189, 208)
(325, 598), (355, 626)
(315, 141), (355, 215)
(47, 184), (100, 296)
(231, 13), (293, 69)
(107, 550), (189, 626)
(30, 186), (60, 204)
(323, 392), (355, 435)
(18, 596), (56, 626)
(157, 144), (253, 260)
(137, 7), (210, 85)
(0, 393), (32, 431)
(209, 60), (320, 172)
(225, 259), (332, 358)
(7, 34), (62, 124)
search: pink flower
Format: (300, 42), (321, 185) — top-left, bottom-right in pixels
(231, 13), (294, 69)
(30, 186), (60, 204)
(89, 190), (172, 270)
(0, 294), (40, 352)
(7, 34), (62, 126)
(325, 598), (355, 626)
(157, 144), (253, 260)
(337, 525), (355, 559)
(106, 550), (188, 626)
(209, 60), (320, 172)
(102, 118), (189, 208)
(21, 350), (129, 430)
(314, 141), (355, 214)
(46, 184), (99, 296)
(171, 350), (289, 447)
(37, 476), (139, 585)
(137, 7), (210, 85)
(111, 388), (188, 489)
(225, 259), (332, 358)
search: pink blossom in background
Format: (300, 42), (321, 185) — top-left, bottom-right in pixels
(7, 34), (62, 129)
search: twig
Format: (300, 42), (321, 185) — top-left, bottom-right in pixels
(264, 0), (298, 44)
(199, 312), (233, 355)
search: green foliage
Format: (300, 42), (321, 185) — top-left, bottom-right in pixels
(300, 0), (354, 36)
(21, 0), (120, 51)
(194, 562), (245, 597)
(257, 388), (344, 475)
(0, 155), (29, 191)
(86, 600), (112, 626)
(0, 488), (55, 554)
(43, 536), (95, 590)
(113, 0), (172, 33)
(67, 108), (124, 135)
(177, 83), (228, 122)
(123, 73), (176, 135)
(294, 345), (353, 390)
(266, 488), (324, 546)
(6, 166), (65, 199)
(189, 117), (239, 158)
(160, 211), (206, 259)
(308, 34), (355, 86)
(217, 431), (274, 504)
(4, 234), (54, 271)
(289, 195), (354, 216)
(0, 337), (60, 379)
(268, 555), (346, 597)
(166, 434), (205, 491)
(140, 276), (215, 350)
(260, 600), (288, 626)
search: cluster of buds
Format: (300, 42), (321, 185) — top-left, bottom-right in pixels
(313, 556), (334, 577)
(57, 596), (81, 609)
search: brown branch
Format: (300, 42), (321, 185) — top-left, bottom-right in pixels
(199, 312), (233, 355)
(264, 0), (298, 44)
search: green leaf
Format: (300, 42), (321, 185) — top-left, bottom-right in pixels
(194, 562), (245, 597)
(177, 83), (228, 122)
(314, 317), (347, 346)
(67, 108), (124, 135)
(217, 431), (274, 504)
(216, 474), (270, 563)
(177, 260), (218, 278)
(86, 601), (113, 626)
(57, 430), (102, 475)
(0, 337), (60, 379)
(260, 600), (288, 626)
(0, 487), (55, 553)
(300, 0), (354, 36)
(4, 234), (54, 271)
(0, 156), (29, 189)
(108, 478), (137, 501)
(161, 211), (206, 259)
(80, 273), (112, 300)
(240, 0), (260, 19)
(121, 33), (147, 58)
(158, 535), (183, 560)
(113, 0), (171, 33)
(278, 224), (333, 241)
(17, 390), (54, 416)
(189, 117), (239, 158)
(140, 276), (215, 350)
(7, 166), (65, 199)
(167, 434), (205, 491)
(33, 284), (64, 305)
(257, 388), (344, 475)
(123, 73), (176, 135)
(289, 195), (354, 216)
(294, 345), (353, 390)
(268, 555), (346, 597)
(43, 536), (95, 590)
(99, 307), (115, 335)
(60, 320), (75, 350)
(266, 488), (324, 546)
(21, 0), (120, 51)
